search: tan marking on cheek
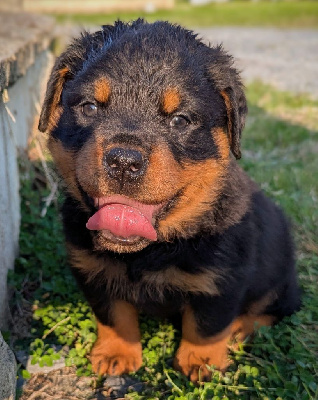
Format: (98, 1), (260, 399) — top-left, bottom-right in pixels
(91, 301), (142, 375)
(76, 133), (110, 197)
(158, 158), (227, 240)
(158, 128), (230, 240)
(48, 137), (82, 203)
(162, 88), (181, 114)
(94, 77), (111, 103)
(140, 144), (182, 203)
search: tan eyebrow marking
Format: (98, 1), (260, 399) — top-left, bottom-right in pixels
(161, 88), (181, 114)
(94, 77), (111, 103)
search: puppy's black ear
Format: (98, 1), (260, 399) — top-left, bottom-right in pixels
(209, 46), (248, 159)
(38, 60), (70, 132)
(220, 85), (247, 160)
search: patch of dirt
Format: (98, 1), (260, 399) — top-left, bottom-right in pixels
(20, 367), (143, 400)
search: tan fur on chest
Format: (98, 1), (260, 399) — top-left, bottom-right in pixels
(68, 245), (223, 303)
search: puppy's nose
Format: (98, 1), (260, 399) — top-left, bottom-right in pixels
(104, 148), (145, 180)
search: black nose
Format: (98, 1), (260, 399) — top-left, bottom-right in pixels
(104, 147), (146, 180)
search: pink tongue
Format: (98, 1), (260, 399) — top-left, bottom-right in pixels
(86, 204), (157, 241)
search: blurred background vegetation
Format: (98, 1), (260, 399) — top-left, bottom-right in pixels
(21, 0), (318, 28)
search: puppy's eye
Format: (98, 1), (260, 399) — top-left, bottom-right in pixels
(82, 103), (97, 117)
(170, 115), (190, 129)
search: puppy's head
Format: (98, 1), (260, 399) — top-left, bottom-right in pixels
(39, 20), (247, 253)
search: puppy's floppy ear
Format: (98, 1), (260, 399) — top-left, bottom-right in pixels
(38, 59), (70, 133)
(220, 85), (247, 159)
(209, 45), (248, 159)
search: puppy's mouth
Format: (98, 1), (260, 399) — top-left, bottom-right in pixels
(86, 195), (165, 244)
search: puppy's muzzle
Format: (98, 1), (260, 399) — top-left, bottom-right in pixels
(104, 147), (146, 182)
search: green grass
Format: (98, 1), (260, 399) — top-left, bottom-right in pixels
(54, 0), (318, 28)
(8, 82), (318, 399)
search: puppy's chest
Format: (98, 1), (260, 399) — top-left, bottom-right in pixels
(95, 262), (178, 315)
(99, 259), (220, 314)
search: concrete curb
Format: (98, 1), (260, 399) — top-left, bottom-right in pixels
(0, 12), (55, 329)
(0, 12), (54, 92)
(0, 332), (16, 400)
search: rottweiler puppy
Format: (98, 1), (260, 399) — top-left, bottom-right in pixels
(38, 19), (300, 382)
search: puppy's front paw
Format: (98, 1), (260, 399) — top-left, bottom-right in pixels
(91, 339), (142, 375)
(173, 339), (230, 383)
(91, 301), (142, 375)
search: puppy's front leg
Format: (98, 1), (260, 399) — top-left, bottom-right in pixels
(91, 300), (142, 375)
(174, 301), (236, 383)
